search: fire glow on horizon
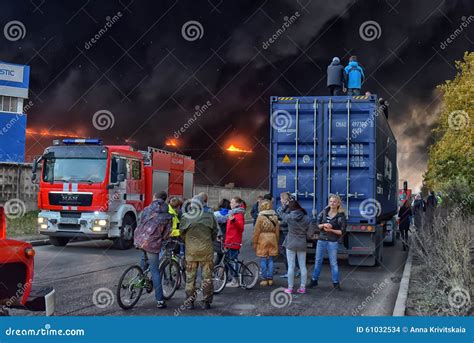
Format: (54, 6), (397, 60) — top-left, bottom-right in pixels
(226, 144), (252, 153)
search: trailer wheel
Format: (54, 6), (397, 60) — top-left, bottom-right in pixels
(113, 214), (135, 250)
(49, 237), (70, 247)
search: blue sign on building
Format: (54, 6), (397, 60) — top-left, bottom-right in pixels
(0, 61), (30, 163)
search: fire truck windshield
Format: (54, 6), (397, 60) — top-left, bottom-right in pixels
(43, 158), (107, 183)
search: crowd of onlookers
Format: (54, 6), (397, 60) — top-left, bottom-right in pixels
(133, 190), (348, 310)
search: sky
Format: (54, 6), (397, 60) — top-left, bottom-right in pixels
(1, 0), (473, 191)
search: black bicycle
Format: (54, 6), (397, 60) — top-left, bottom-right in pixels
(159, 239), (186, 300)
(212, 241), (259, 294)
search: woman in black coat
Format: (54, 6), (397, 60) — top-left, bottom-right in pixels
(398, 200), (412, 251)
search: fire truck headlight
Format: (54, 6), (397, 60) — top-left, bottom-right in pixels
(37, 217), (46, 224)
(94, 219), (108, 226)
(92, 226), (104, 232)
(40, 224), (48, 229)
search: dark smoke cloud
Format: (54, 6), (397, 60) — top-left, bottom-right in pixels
(2, 0), (473, 191)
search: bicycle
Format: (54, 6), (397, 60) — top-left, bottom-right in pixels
(212, 240), (260, 294)
(116, 250), (154, 310)
(159, 238), (186, 300)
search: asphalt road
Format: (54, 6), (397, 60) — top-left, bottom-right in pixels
(14, 224), (408, 316)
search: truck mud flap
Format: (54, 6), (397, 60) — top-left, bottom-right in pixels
(14, 286), (55, 316)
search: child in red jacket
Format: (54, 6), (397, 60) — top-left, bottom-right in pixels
(224, 197), (246, 287)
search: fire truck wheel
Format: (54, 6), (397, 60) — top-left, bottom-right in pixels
(113, 214), (136, 250)
(49, 236), (70, 247)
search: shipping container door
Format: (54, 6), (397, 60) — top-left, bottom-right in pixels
(271, 97), (321, 217)
(322, 98), (377, 224)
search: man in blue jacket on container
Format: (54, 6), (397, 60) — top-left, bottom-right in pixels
(344, 56), (365, 95)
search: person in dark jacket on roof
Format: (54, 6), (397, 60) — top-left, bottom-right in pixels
(344, 56), (365, 95)
(308, 194), (347, 290)
(327, 57), (345, 96)
(281, 199), (310, 294)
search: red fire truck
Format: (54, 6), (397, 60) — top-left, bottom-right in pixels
(0, 206), (55, 316)
(32, 139), (195, 249)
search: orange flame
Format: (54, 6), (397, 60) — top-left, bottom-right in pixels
(226, 144), (252, 153)
(165, 139), (178, 147)
(26, 128), (84, 138)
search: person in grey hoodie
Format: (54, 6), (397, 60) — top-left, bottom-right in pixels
(327, 57), (345, 96)
(281, 199), (310, 294)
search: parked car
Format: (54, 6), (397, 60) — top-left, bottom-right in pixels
(0, 206), (55, 316)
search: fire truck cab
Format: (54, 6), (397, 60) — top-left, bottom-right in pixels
(33, 139), (194, 249)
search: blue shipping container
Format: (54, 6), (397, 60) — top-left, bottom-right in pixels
(0, 112), (26, 162)
(270, 95), (398, 265)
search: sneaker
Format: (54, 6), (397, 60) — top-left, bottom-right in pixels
(283, 288), (294, 294)
(156, 300), (167, 309)
(267, 279), (274, 286)
(260, 280), (268, 287)
(227, 280), (240, 288)
(279, 273), (288, 279)
(297, 287), (306, 294)
(333, 283), (341, 291)
(308, 279), (318, 288)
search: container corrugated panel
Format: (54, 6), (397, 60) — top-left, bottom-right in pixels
(0, 112), (26, 163)
(270, 95), (397, 225)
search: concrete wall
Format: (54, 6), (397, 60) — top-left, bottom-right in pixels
(0, 163), (268, 212)
(0, 162), (38, 212)
(194, 184), (268, 209)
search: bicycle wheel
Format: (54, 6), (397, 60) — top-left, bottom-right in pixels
(212, 265), (227, 294)
(241, 261), (260, 289)
(116, 265), (144, 310)
(160, 258), (180, 300)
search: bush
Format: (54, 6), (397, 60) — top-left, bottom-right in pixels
(410, 207), (472, 315)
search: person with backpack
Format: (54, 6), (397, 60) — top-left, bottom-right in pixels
(308, 194), (347, 290)
(252, 200), (280, 286)
(281, 199), (310, 294)
(224, 196), (246, 287)
(344, 56), (365, 95)
(133, 193), (172, 309)
(213, 198), (231, 264)
(327, 57), (345, 96)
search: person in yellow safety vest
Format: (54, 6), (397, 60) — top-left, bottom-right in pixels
(168, 197), (181, 237)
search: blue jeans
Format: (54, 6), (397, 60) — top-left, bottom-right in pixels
(312, 240), (339, 283)
(140, 252), (164, 302)
(226, 249), (240, 278)
(260, 257), (274, 280)
(286, 249), (307, 289)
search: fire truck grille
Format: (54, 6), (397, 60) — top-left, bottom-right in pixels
(60, 211), (81, 218)
(58, 224), (81, 231)
(49, 193), (93, 206)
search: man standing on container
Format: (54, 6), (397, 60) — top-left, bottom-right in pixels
(180, 193), (218, 309)
(344, 56), (365, 95)
(326, 57), (345, 96)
